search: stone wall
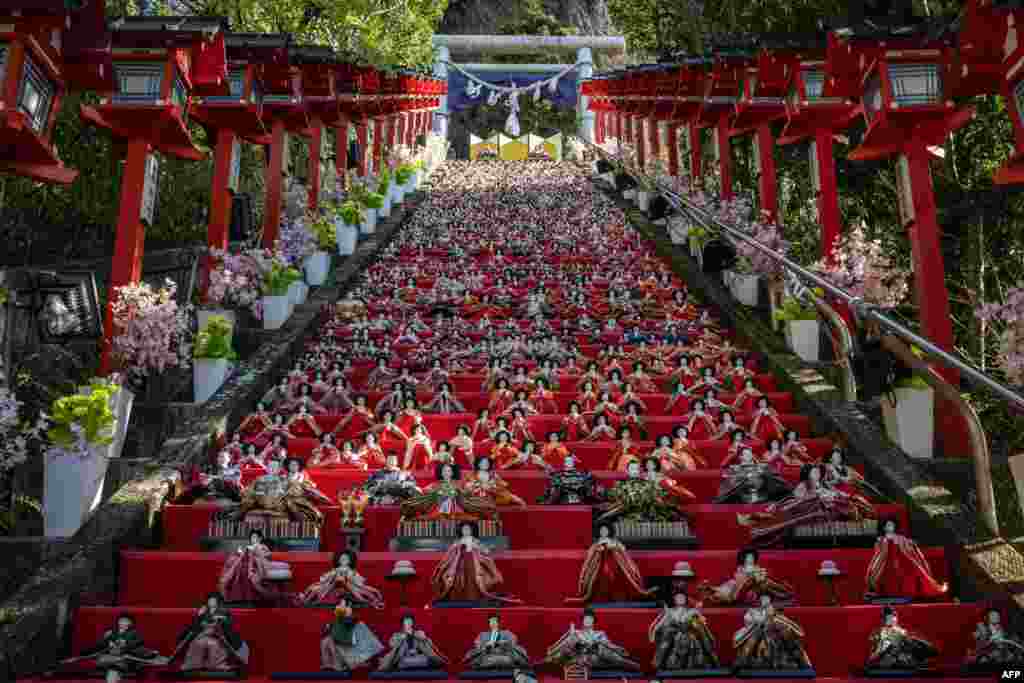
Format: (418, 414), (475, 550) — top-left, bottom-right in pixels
(0, 195), (422, 677)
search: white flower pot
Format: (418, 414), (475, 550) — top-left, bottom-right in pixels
(304, 251), (330, 286)
(392, 183), (405, 205)
(44, 443), (110, 538)
(668, 219), (689, 245)
(287, 281), (303, 307)
(785, 319), (821, 362)
(110, 387), (133, 463)
(362, 208), (378, 235)
(882, 386), (935, 459)
(732, 273), (761, 307)
(197, 308), (237, 336)
(194, 357), (232, 404)
(262, 294), (290, 330)
(637, 191), (651, 212)
(623, 189), (636, 201)
(378, 192), (392, 218)
(337, 221), (358, 256)
(597, 172), (615, 185)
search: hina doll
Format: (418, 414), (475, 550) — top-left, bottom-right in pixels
(422, 358), (451, 392)
(567, 523), (657, 604)
(576, 362), (604, 392)
(642, 457), (696, 509)
(749, 396), (785, 442)
(672, 426), (707, 470)
(716, 446), (792, 504)
(649, 435), (681, 472)
(824, 449), (882, 500)
(627, 362), (658, 393)
(364, 453), (423, 504)
(733, 594), (812, 672)
(865, 607), (939, 672)
(699, 549), (795, 606)
(424, 382), (466, 414)
(665, 355), (699, 391)
(258, 434), (289, 466)
(320, 598), (385, 671)
(865, 518), (948, 601)
(431, 441), (457, 466)
(607, 427), (643, 471)
(510, 367), (535, 393)
(238, 443), (267, 472)
(217, 529), (291, 605)
(403, 423), (435, 470)
(450, 425), (475, 466)
(288, 386), (326, 416)
(712, 410), (741, 441)
(488, 430), (520, 469)
(532, 378), (559, 414)
(586, 414), (618, 442)
(782, 430), (813, 464)
(760, 438), (804, 474)
(286, 403), (322, 438)
(590, 391), (621, 427)
(253, 413), (290, 451)
(539, 456), (604, 505)
(665, 382), (691, 416)
(376, 614), (448, 672)
(376, 383), (407, 419)
(365, 410), (408, 452)
(294, 549), (386, 608)
(966, 608), (1024, 669)
(577, 380), (599, 413)
(703, 387), (728, 412)
(431, 520), (522, 604)
(332, 396), (375, 438)
(731, 378), (764, 414)
(464, 456), (527, 506)
(396, 397), (426, 435)
(508, 408), (536, 444)
(689, 367), (721, 396)
(739, 463), (876, 547)
(649, 592), (721, 672)
(721, 430), (760, 467)
(620, 402), (647, 440)
(366, 357), (398, 390)
(320, 377), (355, 413)
(561, 403), (590, 441)
(472, 408), (495, 441)
(57, 614), (168, 683)
(542, 431), (571, 467)
(357, 433), (387, 468)
(488, 378), (514, 415)
(462, 614), (531, 671)
(175, 593), (250, 673)
(618, 384), (648, 415)
(683, 400), (717, 441)
(400, 462), (496, 521)
(238, 403), (274, 441)
(175, 451), (242, 505)
(281, 457), (331, 522)
(542, 608), (642, 672)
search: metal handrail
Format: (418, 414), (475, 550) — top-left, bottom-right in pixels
(585, 140), (1024, 412)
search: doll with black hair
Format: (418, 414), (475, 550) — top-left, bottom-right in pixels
(865, 606), (939, 672)
(463, 613), (531, 670)
(567, 523), (656, 604)
(431, 520), (522, 605)
(649, 591), (721, 672)
(733, 594), (812, 672)
(173, 592), (249, 673)
(400, 462), (496, 521)
(218, 528), (291, 605)
(377, 613), (448, 672)
(698, 549), (794, 606)
(542, 607), (641, 671)
(464, 455), (527, 506)
(56, 614), (168, 683)
(320, 597), (385, 671)
(966, 607), (1024, 670)
(294, 549), (386, 608)
(865, 517), (947, 601)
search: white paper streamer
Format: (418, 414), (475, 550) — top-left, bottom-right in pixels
(466, 80), (482, 99)
(507, 87), (521, 137)
(487, 89), (499, 106)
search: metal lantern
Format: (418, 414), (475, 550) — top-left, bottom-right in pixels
(779, 53), (858, 145)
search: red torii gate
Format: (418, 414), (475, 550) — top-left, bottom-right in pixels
(79, 16), (227, 373)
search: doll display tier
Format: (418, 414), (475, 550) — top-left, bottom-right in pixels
(161, 503), (912, 552)
(607, 520), (699, 550)
(42, 162), (984, 683)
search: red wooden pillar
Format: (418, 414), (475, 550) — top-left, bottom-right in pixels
(207, 127), (236, 250)
(261, 119), (286, 248)
(688, 121), (702, 184)
(648, 117), (660, 171)
(755, 124), (778, 222)
(356, 120), (368, 177)
(308, 118), (322, 212)
(387, 115), (397, 150)
(666, 124), (680, 177)
(396, 114), (405, 148)
(405, 112), (414, 146)
(635, 116), (645, 168)
(624, 114), (632, 146)
(335, 121), (349, 190)
(100, 138), (152, 374)
(595, 111), (604, 144)
(715, 117), (733, 199)
(373, 117), (385, 174)
(813, 129), (842, 261)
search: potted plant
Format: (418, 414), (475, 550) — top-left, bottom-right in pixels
(193, 314), (237, 403)
(305, 209), (336, 286)
(262, 261), (294, 330)
(337, 201), (362, 256)
(395, 165), (414, 201)
(205, 248), (265, 329)
(774, 295), (821, 362)
(377, 169), (392, 219)
(688, 226), (710, 267)
(0, 388), (47, 534)
(729, 257), (761, 307)
(360, 191), (385, 235)
(880, 350), (934, 460)
(412, 159), (425, 188)
(110, 280), (191, 404)
(636, 175), (656, 213)
(43, 378), (124, 537)
(284, 264), (304, 310)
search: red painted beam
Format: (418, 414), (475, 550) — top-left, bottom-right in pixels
(261, 119), (286, 249)
(307, 118), (322, 212)
(207, 127), (235, 251)
(814, 130), (842, 262)
(100, 138), (151, 375)
(716, 117), (733, 199)
(755, 124), (778, 222)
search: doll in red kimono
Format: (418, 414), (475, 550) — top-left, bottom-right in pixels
(683, 399), (718, 441)
(586, 414), (617, 442)
(749, 396), (785, 442)
(357, 433), (387, 468)
(287, 404), (322, 439)
(561, 402), (590, 441)
(532, 378), (559, 414)
(865, 518), (948, 601)
(450, 424), (475, 467)
(365, 410), (408, 453)
(607, 427), (643, 472)
(238, 403), (274, 442)
(403, 423), (435, 471)
(332, 396), (375, 439)
(566, 523), (656, 604)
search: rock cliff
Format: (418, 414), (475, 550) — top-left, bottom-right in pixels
(440, 0), (615, 38)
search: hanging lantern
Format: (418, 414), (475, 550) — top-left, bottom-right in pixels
(778, 45), (859, 145)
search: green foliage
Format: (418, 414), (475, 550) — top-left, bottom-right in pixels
(47, 378), (119, 448)
(395, 167), (414, 185)
(487, 0), (577, 64)
(262, 262), (300, 297)
(363, 192), (385, 210)
(773, 296), (818, 323)
(0, 494), (43, 535)
(310, 209), (337, 250)
(339, 201), (363, 226)
(194, 315), (237, 360)
(378, 168), (391, 194)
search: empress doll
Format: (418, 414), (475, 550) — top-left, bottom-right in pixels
(966, 608), (1024, 669)
(733, 594), (812, 671)
(58, 614), (168, 683)
(218, 529), (290, 604)
(683, 400), (717, 441)
(403, 423), (435, 471)
(586, 414), (617, 442)
(749, 396), (785, 442)
(698, 549), (794, 606)
(542, 431), (571, 467)
(320, 599), (385, 671)
(462, 614), (531, 670)
(464, 456), (527, 506)
(607, 427), (643, 471)
(400, 462), (496, 521)
(376, 614), (448, 672)
(542, 608), (641, 671)
(649, 592), (721, 671)
(782, 429), (813, 464)
(567, 523), (657, 604)
(865, 607), (939, 671)
(642, 457), (696, 509)
(174, 593), (250, 673)
(824, 448), (882, 500)
(865, 518), (947, 601)
(294, 549), (386, 608)
(431, 521), (521, 604)
(281, 457), (332, 523)
(561, 403), (590, 441)
(731, 377), (764, 414)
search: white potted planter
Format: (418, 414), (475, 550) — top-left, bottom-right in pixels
(882, 385), (935, 459)
(287, 280), (302, 307)
(109, 386), (134, 464)
(362, 207), (378, 235)
(392, 182), (405, 205)
(44, 445), (109, 537)
(668, 219), (689, 245)
(378, 191), (392, 219)
(623, 188), (636, 201)
(197, 308), (237, 336)
(304, 250), (330, 286)
(337, 219), (358, 256)
(194, 357), (232, 403)
(785, 319), (821, 362)
(262, 294), (290, 330)
(732, 272), (761, 307)
(637, 190), (651, 212)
